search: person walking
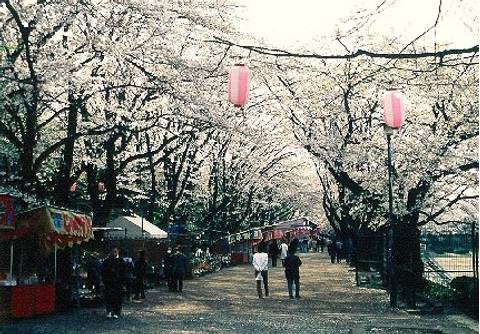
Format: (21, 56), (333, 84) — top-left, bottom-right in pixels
(319, 237), (326, 253)
(327, 240), (336, 264)
(123, 257), (135, 301)
(268, 240), (280, 267)
(252, 243), (269, 298)
(102, 247), (126, 319)
(300, 238), (309, 253)
(345, 237), (354, 264)
(164, 247), (175, 291)
(134, 250), (147, 299)
(289, 238), (299, 254)
(310, 237), (318, 253)
(280, 238), (289, 266)
(283, 249), (302, 299)
(335, 239), (343, 263)
(173, 246), (188, 292)
(86, 252), (102, 293)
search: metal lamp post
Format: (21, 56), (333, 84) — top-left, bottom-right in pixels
(384, 124), (397, 307)
(382, 89), (405, 308)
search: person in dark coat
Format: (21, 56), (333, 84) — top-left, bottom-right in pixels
(173, 246), (188, 292)
(124, 257), (135, 301)
(327, 241), (336, 264)
(164, 247), (175, 291)
(289, 238), (299, 254)
(318, 237), (326, 253)
(87, 252), (102, 293)
(268, 240), (280, 267)
(335, 239), (343, 263)
(102, 247), (126, 318)
(134, 250), (147, 299)
(283, 249), (302, 298)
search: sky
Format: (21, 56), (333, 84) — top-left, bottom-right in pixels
(237, 0), (478, 49)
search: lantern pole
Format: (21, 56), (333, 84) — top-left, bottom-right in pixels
(9, 241), (13, 280)
(54, 242), (57, 282)
(141, 213), (145, 249)
(384, 124), (397, 307)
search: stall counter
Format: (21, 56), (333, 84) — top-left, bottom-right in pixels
(0, 283), (55, 320)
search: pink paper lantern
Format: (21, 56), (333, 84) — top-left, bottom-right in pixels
(228, 64), (250, 107)
(68, 181), (77, 193)
(383, 89), (405, 129)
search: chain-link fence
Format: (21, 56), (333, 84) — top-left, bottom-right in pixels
(421, 222), (478, 286)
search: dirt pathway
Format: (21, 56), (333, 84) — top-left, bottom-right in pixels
(1, 252), (478, 333)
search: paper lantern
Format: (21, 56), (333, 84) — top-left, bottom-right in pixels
(228, 64), (250, 107)
(68, 182), (77, 193)
(383, 89), (405, 129)
(97, 182), (105, 192)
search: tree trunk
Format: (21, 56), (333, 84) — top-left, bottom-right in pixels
(54, 92), (79, 206)
(21, 106), (36, 189)
(146, 134), (156, 225)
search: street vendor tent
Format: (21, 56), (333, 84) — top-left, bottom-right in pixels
(2, 206), (93, 251)
(0, 205), (94, 319)
(107, 215), (167, 239)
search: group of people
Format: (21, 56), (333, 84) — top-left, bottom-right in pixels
(88, 245), (191, 319)
(253, 238), (302, 299)
(97, 235), (353, 318)
(266, 237), (327, 265)
(194, 247), (211, 258)
(101, 248), (147, 319)
(100, 246), (189, 319)
(163, 246), (188, 293)
(327, 238), (354, 264)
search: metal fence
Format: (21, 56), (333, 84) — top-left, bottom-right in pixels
(421, 222), (478, 286)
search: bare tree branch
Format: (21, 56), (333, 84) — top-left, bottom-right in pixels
(209, 36), (478, 61)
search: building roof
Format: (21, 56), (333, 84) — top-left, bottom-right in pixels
(107, 215), (168, 239)
(263, 217), (317, 231)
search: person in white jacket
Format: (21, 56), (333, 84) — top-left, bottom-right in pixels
(280, 238), (289, 265)
(252, 243), (269, 298)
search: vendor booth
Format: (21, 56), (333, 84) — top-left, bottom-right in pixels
(229, 228), (262, 264)
(228, 218), (318, 265)
(262, 217), (316, 235)
(0, 205), (93, 320)
(0, 195), (15, 321)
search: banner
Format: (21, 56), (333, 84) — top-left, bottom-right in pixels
(0, 195), (15, 230)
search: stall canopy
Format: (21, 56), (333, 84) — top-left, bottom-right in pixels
(1, 206), (93, 251)
(263, 217), (317, 231)
(107, 215), (168, 239)
(228, 228), (262, 244)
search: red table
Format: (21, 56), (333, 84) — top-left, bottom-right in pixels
(231, 252), (249, 264)
(10, 284), (55, 318)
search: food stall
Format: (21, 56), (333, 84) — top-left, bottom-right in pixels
(229, 228), (262, 264)
(0, 205), (93, 320)
(0, 195), (15, 322)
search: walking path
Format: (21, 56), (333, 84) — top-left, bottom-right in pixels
(1, 252), (478, 334)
